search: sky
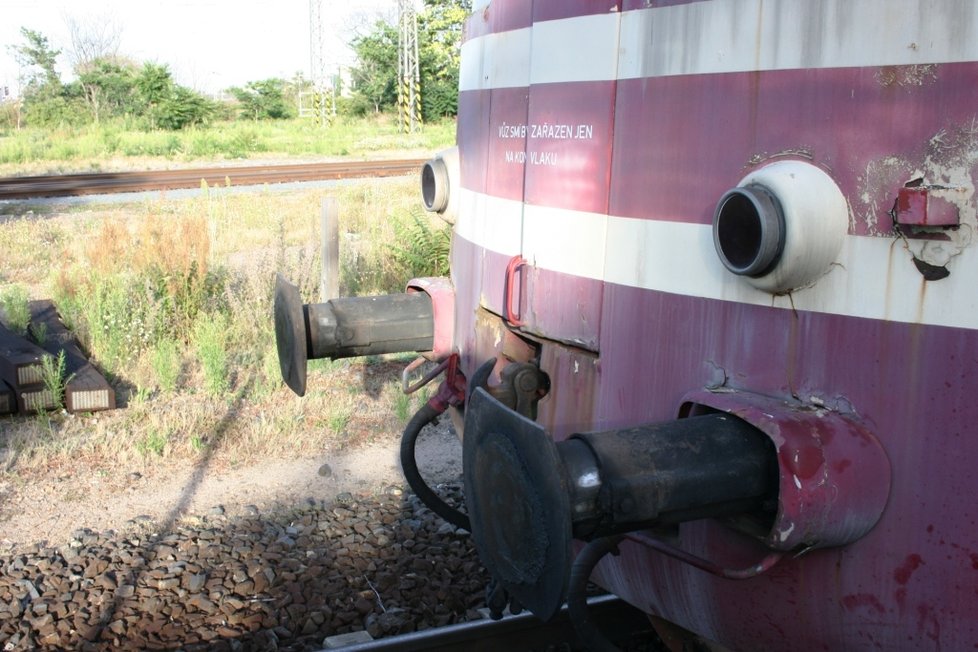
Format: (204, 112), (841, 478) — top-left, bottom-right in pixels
(0, 0), (397, 97)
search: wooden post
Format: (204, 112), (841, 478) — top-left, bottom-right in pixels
(320, 197), (340, 302)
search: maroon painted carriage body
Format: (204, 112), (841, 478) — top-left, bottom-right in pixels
(446, 1), (978, 649)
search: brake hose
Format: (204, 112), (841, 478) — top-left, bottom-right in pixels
(400, 402), (471, 532)
(568, 536), (625, 652)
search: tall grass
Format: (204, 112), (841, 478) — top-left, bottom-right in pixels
(0, 116), (456, 174)
(0, 176), (451, 473)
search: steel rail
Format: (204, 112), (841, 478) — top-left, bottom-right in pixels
(325, 595), (660, 652)
(0, 159), (426, 200)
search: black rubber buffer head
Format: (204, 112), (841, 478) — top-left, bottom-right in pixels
(463, 386), (572, 622)
(274, 274), (308, 397)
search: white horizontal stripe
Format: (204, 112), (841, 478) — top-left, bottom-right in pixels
(602, 217), (978, 330)
(454, 189), (522, 256)
(522, 204), (608, 281)
(618, 0), (978, 79)
(529, 13), (621, 85)
(456, 191), (978, 331)
(460, 28), (531, 91)
(460, 0), (978, 91)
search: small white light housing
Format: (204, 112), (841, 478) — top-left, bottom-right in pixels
(421, 147), (460, 225)
(713, 161), (848, 293)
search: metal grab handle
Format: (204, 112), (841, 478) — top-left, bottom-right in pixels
(505, 255), (527, 326)
(402, 356), (450, 395)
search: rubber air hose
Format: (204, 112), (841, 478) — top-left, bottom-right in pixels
(568, 536), (624, 652)
(400, 402), (471, 532)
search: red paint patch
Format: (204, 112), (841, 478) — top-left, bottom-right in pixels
(894, 587), (907, 610)
(842, 593), (886, 614)
(894, 553), (925, 585)
(782, 444), (825, 479)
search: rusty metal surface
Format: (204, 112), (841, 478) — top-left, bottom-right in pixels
(895, 186), (962, 228)
(407, 276), (456, 361)
(680, 390), (890, 551)
(451, 2), (978, 648)
(0, 159), (425, 200)
(589, 285), (978, 650)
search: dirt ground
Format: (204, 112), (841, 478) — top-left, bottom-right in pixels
(0, 420), (462, 551)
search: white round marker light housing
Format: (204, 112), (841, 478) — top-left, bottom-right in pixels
(421, 147), (460, 224)
(713, 161), (848, 293)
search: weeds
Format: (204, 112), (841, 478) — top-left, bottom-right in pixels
(189, 435), (206, 453)
(151, 339), (181, 393)
(130, 385), (152, 407)
(195, 313), (230, 397)
(137, 428), (168, 457)
(0, 285), (30, 335)
(31, 321), (48, 345)
(327, 408), (352, 435)
(40, 350), (69, 412)
(394, 391), (412, 423)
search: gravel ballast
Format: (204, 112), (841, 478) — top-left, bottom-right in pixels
(0, 485), (489, 651)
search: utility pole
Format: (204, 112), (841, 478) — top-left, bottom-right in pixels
(309, 0), (334, 127)
(398, 0), (422, 134)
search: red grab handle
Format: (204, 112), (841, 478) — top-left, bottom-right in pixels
(504, 255), (527, 326)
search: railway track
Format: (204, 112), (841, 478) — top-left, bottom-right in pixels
(0, 159), (426, 200)
(330, 596), (663, 652)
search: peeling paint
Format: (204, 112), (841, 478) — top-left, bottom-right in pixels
(856, 156), (911, 235)
(779, 522), (796, 542)
(858, 117), (978, 284)
(746, 147), (815, 169)
(875, 64), (938, 88)
(704, 360), (728, 390)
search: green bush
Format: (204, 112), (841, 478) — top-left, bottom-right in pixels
(389, 208), (451, 279)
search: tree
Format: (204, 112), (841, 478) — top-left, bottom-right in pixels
(155, 85), (213, 130)
(66, 15), (122, 72)
(347, 0), (470, 119)
(76, 58), (136, 124)
(135, 63), (175, 110)
(418, 0), (470, 119)
(229, 78), (295, 121)
(66, 15), (128, 123)
(11, 28), (61, 90)
(349, 21), (399, 115)
(128, 63), (212, 130)
(10, 28), (77, 127)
